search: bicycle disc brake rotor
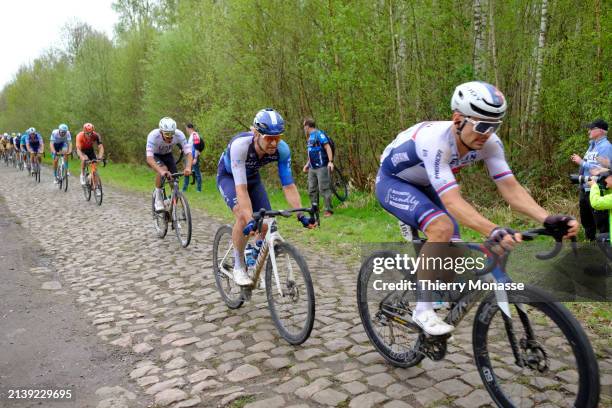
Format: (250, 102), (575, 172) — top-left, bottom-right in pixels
(284, 280), (299, 301)
(418, 333), (450, 361)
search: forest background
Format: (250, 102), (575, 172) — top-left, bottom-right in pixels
(0, 0), (609, 208)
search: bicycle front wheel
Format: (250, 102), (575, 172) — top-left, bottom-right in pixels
(173, 193), (192, 248)
(473, 285), (600, 408)
(151, 192), (168, 238)
(35, 162), (40, 183)
(212, 225), (243, 309)
(62, 167), (68, 192)
(93, 173), (103, 205)
(265, 242), (315, 345)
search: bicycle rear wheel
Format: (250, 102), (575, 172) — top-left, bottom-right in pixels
(173, 193), (192, 248)
(473, 285), (600, 407)
(35, 162), (40, 183)
(357, 250), (424, 367)
(265, 242), (315, 345)
(152, 192), (168, 238)
(93, 173), (103, 205)
(57, 163), (64, 190)
(212, 225), (244, 309)
(331, 167), (348, 202)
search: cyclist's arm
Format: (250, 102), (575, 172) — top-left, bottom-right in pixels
(589, 184), (612, 210)
(229, 138), (252, 222)
(484, 136), (548, 223)
(282, 183), (303, 210)
(146, 155), (166, 175)
(496, 176), (547, 223)
(440, 189), (497, 236)
(38, 135), (44, 153)
(49, 133), (55, 153)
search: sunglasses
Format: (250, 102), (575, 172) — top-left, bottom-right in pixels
(161, 131), (174, 138)
(465, 117), (502, 135)
(260, 133), (283, 142)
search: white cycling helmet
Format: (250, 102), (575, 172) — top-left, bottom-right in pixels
(159, 117), (177, 133)
(451, 81), (507, 120)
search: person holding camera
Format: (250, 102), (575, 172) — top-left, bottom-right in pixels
(588, 169), (612, 243)
(571, 119), (611, 240)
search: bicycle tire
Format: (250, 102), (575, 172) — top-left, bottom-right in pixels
(57, 163), (63, 190)
(151, 192), (168, 238)
(357, 250), (424, 367)
(473, 285), (600, 408)
(212, 225), (244, 309)
(83, 174), (92, 201)
(331, 167), (348, 202)
(35, 162), (40, 183)
(93, 173), (103, 205)
(173, 193), (192, 248)
(63, 167), (68, 192)
(265, 242), (315, 345)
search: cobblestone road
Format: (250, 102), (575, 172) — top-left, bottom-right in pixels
(1, 165), (610, 408)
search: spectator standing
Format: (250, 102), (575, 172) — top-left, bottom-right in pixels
(302, 117), (334, 216)
(183, 123), (203, 192)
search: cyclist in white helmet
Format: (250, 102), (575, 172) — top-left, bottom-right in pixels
(146, 117), (193, 212)
(376, 81), (579, 335)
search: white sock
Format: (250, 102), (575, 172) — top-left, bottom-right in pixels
(414, 301), (433, 317)
(233, 248), (243, 270)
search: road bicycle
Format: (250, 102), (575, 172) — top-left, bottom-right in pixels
(83, 159), (105, 205)
(55, 152), (69, 192)
(151, 172), (192, 248)
(212, 205), (319, 345)
(30, 153), (41, 183)
(357, 224), (600, 407)
(17, 150), (24, 171)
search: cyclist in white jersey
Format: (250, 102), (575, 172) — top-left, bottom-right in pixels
(376, 81), (579, 335)
(146, 117), (193, 212)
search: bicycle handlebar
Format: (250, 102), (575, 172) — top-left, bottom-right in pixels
(84, 158), (107, 167)
(245, 204), (320, 235)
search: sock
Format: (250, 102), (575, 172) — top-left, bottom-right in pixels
(233, 248), (244, 270)
(414, 301), (433, 317)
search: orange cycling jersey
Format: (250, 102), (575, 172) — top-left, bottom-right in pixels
(76, 131), (102, 150)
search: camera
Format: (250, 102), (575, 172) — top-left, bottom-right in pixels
(570, 172), (610, 191)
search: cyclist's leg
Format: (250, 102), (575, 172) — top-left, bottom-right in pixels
(375, 171), (456, 334)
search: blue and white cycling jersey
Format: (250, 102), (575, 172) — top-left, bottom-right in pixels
(50, 129), (72, 144)
(26, 133), (43, 150)
(379, 121), (513, 196)
(220, 132), (294, 187)
(20, 134), (28, 150)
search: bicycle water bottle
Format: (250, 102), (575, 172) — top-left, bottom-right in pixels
(245, 244), (257, 269)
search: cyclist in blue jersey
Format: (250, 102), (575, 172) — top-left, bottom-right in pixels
(50, 124), (72, 184)
(217, 108), (315, 286)
(25, 127), (44, 168)
(376, 81), (579, 335)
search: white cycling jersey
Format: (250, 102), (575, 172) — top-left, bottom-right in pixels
(145, 129), (191, 157)
(50, 129), (72, 144)
(379, 121), (513, 196)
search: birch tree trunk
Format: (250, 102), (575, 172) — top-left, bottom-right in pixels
(488, 0), (499, 86)
(389, 0), (405, 126)
(473, 0), (484, 76)
(529, 0), (548, 119)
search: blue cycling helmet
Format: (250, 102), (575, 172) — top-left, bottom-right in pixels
(253, 108), (285, 136)
(59, 123), (69, 132)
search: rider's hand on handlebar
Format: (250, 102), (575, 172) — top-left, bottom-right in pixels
(298, 214), (316, 229)
(544, 215), (578, 239)
(487, 227), (521, 254)
(161, 170), (172, 179)
(243, 220), (256, 236)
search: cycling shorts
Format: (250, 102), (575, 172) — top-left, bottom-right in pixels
(82, 148), (97, 161)
(153, 153), (177, 174)
(216, 160), (271, 211)
(53, 142), (67, 155)
(28, 143), (42, 153)
(375, 169), (460, 238)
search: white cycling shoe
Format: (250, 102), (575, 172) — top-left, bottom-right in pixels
(412, 309), (455, 336)
(80, 174), (86, 185)
(233, 267), (253, 286)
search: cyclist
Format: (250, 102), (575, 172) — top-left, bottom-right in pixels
(376, 81), (578, 335)
(146, 117), (193, 212)
(216, 108), (315, 286)
(13, 132), (21, 163)
(50, 124), (72, 183)
(25, 128), (44, 169)
(20, 131), (29, 171)
(0, 133), (8, 157)
(76, 123), (105, 185)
